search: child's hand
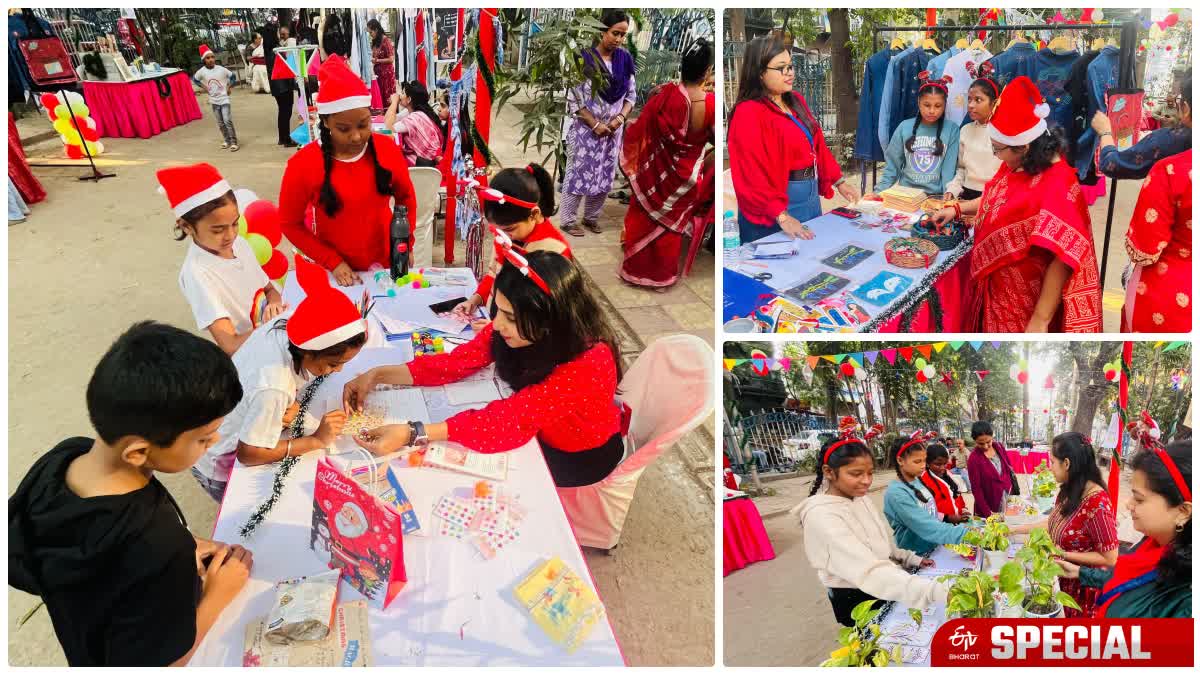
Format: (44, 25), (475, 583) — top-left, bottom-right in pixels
(315, 410), (347, 445)
(332, 262), (359, 287)
(281, 401), (301, 428)
(342, 371), (376, 414)
(262, 301), (288, 322)
(203, 544), (253, 603)
(919, 558), (936, 568)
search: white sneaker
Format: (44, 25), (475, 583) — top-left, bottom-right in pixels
(220, 141), (229, 149)
(229, 143), (239, 152)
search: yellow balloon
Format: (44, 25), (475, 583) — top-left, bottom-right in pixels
(52, 117), (73, 135)
(61, 129), (82, 146)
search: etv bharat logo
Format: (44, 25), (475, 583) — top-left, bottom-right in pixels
(950, 625), (979, 651)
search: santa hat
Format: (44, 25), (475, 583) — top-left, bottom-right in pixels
(988, 76), (1051, 146)
(314, 54), (371, 115)
(155, 163), (231, 217)
(199, 44), (214, 60)
(287, 255), (367, 350)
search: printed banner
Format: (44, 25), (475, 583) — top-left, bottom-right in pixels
(931, 619), (1194, 667)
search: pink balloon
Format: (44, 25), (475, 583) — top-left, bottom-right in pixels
(243, 200), (281, 248)
(1017, 372), (1029, 385)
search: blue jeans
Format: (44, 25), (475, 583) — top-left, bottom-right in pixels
(212, 103), (237, 144)
(738, 178), (821, 244)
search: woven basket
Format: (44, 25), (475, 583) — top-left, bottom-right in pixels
(884, 237), (940, 269)
(912, 215), (968, 250)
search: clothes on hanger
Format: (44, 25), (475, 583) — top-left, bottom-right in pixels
(878, 46), (931, 153)
(926, 45), (960, 80)
(1073, 44), (1120, 181)
(985, 40), (1038, 90)
(1065, 49), (1104, 182)
(942, 46), (994, 125)
(1034, 47), (1081, 133)
(853, 45), (902, 162)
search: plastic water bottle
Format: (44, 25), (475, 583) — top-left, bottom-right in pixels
(722, 210), (740, 250)
(389, 205), (411, 281)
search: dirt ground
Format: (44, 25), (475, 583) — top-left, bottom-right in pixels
(8, 85), (714, 666)
(724, 467), (1140, 666)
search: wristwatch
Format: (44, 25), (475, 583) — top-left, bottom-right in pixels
(407, 420), (429, 446)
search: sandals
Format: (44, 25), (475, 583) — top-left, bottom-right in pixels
(583, 219), (602, 234)
(562, 222), (586, 237)
(229, 143), (239, 152)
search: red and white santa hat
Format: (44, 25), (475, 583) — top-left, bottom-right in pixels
(287, 255), (367, 350)
(988, 75), (1051, 146)
(199, 44), (214, 60)
(155, 162), (231, 217)
(314, 54), (371, 115)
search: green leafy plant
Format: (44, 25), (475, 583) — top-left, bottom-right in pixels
(1032, 462), (1057, 499)
(939, 565), (1023, 619)
(962, 515), (1010, 552)
(819, 600), (902, 667)
(1010, 528), (1082, 616)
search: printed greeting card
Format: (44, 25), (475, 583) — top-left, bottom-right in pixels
(513, 557), (606, 653)
(852, 271), (913, 306)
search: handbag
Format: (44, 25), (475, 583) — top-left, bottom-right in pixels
(310, 453), (407, 609)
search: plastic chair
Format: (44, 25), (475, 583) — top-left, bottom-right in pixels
(407, 167), (441, 268)
(556, 335), (715, 551)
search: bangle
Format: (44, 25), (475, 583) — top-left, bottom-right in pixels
(953, 201), (962, 219)
(591, 122), (601, 131)
(1100, 131), (1113, 139)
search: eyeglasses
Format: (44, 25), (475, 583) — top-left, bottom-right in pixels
(765, 64), (795, 75)
(990, 144), (1011, 157)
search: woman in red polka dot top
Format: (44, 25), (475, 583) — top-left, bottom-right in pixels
(344, 251), (625, 487)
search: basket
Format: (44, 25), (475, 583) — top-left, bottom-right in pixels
(912, 214), (968, 250)
(884, 236), (940, 269)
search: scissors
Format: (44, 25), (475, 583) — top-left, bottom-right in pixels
(750, 272), (773, 282)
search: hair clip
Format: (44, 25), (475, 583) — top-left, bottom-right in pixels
(525, 164), (536, 175)
(492, 226), (551, 295)
(476, 186), (538, 210)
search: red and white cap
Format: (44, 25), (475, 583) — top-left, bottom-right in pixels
(287, 255), (367, 350)
(199, 44), (214, 60)
(155, 162), (231, 217)
(314, 54), (371, 115)
(988, 75), (1051, 147)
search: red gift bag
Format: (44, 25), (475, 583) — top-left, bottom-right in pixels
(310, 457), (406, 608)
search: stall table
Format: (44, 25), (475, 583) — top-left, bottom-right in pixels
(1007, 448), (1050, 474)
(189, 343), (625, 666)
(722, 495), (775, 576)
(722, 170), (970, 333)
(81, 70), (202, 139)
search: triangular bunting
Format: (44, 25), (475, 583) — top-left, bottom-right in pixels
(932, 342), (948, 353)
(779, 357), (791, 371)
(950, 341), (965, 351)
(969, 341), (984, 351)
(976, 370), (990, 382)
(1163, 341), (1186, 352)
(307, 47), (322, 76)
(807, 356), (820, 370)
(271, 53), (297, 79)
(882, 349), (897, 365)
(899, 346), (915, 362)
(916, 345), (933, 359)
(990, 341), (1001, 349)
(865, 351), (879, 364)
(848, 353), (862, 367)
(832, 354), (847, 364)
(822, 355), (838, 364)
(723, 359), (737, 371)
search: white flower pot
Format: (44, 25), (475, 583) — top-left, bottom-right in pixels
(1036, 495), (1055, 512)
(1022, 601), (1064, 619)
(980, 548), (1008, 575)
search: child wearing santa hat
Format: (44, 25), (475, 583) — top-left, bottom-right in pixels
(191, 255), (366, 501)
(192, 45), (239, 151)
(161, 163), (286, 356)
(279, 54), (418, 287)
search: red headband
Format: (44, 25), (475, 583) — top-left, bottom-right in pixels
(477, 185), (538, 210)
(822, 423), (884, 466)
(1153, 446), (1192, 502)
(917, 70), (952, 94)
(965, 61), (998, 97)
(897, 430), (926, 460)
(492, 226), (551, 295)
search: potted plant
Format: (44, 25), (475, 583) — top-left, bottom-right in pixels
(819, 600), (908, 667)
(938, 566), (1023, 619)
(962, 515), (1011, 574)
(1009, 528), (1082, 619)
(1031, 462), (1058, 512)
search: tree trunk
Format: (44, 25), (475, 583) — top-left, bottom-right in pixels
(829, 9), (858, 137)
(1071, 342), (1121, 435)
(728, 9), (745, 42)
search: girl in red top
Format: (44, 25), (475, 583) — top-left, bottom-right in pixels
(921, 444), (969, 523)
(452, 163), (570, 321)
(727, 36), (859, 244)
(278, 55), (417, 287)
(344, 251), (624, 488)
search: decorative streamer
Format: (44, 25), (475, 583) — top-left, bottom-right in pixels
(1109, 341), (1133, 509)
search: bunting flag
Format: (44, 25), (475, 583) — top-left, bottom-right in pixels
(916, 345), (933, 359)
(307, 47), (322, 76)
(976, 370), (990, 382)
(1163, 341), (1187, 352)
(865, 351), (879, 364)
(899, 346), (915, 361)
(271, 52), (298, 80)
(722, 340), (1008, 374)
(807, 356), (820, 370)
(970, 341), (983, 351)
(883, 350), (898, 365)
(950, 341), (965, 351)
(933, 342), (948, 353)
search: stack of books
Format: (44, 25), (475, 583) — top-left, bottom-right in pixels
(879, 185), (927, 214)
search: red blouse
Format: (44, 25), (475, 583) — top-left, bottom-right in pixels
(407, 323), (620, 453)
(727, 95), (842, 226)
(1049, 488), (1119, 617)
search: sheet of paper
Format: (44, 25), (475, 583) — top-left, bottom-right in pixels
(444, 378), (501, 405)
(371, 291), (470, 335)
(372, 387), (432, 423)
(751, 242), (796, 258)
(749, 231), (796, 246)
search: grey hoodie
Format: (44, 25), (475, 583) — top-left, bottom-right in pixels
(794, 492), (948, 608)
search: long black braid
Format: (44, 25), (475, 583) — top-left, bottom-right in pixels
(890, 437), (930, 503)
(904, 87), (947, 156)
(317, 120), (395, 218)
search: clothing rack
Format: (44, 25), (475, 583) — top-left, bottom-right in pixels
(860, 21), (1138, 291)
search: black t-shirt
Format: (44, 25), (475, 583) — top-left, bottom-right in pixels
(9, 438), (202, 666)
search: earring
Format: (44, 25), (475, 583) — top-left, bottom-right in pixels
(1176, 521), (1187, 533)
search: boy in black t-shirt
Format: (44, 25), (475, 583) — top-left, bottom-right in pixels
(9, 321), (254, 666)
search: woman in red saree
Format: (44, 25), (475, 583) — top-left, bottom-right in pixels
(1123, 149), (1192, 332)
(618, 40), (714, 288)
(932, 77), (1101, 332)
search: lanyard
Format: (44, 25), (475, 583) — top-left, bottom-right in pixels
(1096, 570), (1158, 608)
(779, 104), (818, 184)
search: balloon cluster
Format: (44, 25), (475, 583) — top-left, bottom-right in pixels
(913, 357), (936, 383)
(40, 92), (104, 159)
(233, 189), (287, 281)
(749, 349), (770, 377)
(1009, 358), (1029, 385)
(1102, 359), (1122, 383)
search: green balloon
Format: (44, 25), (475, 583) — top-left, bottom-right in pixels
(246, 232), (272, 265)
(914, 357), (927, 370)
(237, 215), (249, 236)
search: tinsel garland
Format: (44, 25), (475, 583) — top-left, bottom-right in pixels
(475, 23), (496, 100)
(898, 285), (946, 333)
(239, 374), (328, 538)
(861, 234), (972, 332)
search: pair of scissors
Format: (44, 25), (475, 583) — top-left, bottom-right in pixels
(750, 271), (773, 282)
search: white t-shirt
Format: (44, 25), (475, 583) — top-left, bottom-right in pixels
(179, 237), (271, 336)
(195, 326), (318, 483)
(194, 64), (235, 106)
(942, 47), (994, 126)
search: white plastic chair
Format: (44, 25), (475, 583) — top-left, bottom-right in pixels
(556, 335), (715, 551)
(407, 167), (441, 269)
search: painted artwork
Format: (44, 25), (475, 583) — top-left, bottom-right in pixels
(820, 244), (875, 271)
(781, 272), (850, 304)
(1105, 89), (1145, 151)
(514, 557), (606, 654)
(852, 271), (913, 306)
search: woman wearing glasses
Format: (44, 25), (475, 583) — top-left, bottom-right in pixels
(559, 9), (636, 237)
(728, 36), (860, 244)
(931, 76), (1101, 333)
(343, 251), (625, 488)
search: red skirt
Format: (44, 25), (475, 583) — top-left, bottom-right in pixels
(618, 199), (684, 288)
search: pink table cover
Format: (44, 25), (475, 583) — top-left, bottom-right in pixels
(82, 71), (202, 139)
(1007, 449), (1050, 474)
(877, 251), (970, 332)
(723, 497), (776, 576)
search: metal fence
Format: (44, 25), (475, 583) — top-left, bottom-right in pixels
(725, 408), (835, 475)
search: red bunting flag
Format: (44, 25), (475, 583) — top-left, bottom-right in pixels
(271, 54), (296, 80)
(899, 347), (915, 362)
(976, 370), (990, 382)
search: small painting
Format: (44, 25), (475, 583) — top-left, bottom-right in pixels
(852, 271), (913, 306)
(821, 244), (874, 271)
(781, 272), (850, 304)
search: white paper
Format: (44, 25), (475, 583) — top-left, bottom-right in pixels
(372, 292), (470, 335)
(444, 379), (501, 405)
(749, 231), (796, 246)
(371, 387), (431, 423)
(751, 242), (796, 258)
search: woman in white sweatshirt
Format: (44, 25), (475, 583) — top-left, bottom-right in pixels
(796, 434), (950, 626)
(944, 63), (1003, 201)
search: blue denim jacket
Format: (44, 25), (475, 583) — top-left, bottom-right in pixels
(879, 48), (932, 153)
(1073, 46), (1121, 179)
(854, 47), (900, 162)
(1035, 48), (1081, 133)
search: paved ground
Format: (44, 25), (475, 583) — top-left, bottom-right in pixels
(9, 85), (714, 666)
(724, 465), (1139, 666)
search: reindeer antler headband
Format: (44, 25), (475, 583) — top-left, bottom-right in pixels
(1126, 411), (1190, 501)
(897, 429), (929, 460)
(917, 70), (953, 94)
(491, 226), (551, 295)
(822, 419), (885, 466)
(965, 61), (999, 98)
